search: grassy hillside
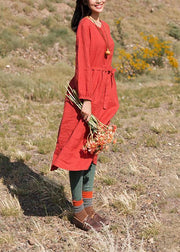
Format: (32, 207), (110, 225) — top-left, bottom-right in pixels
(0, 0), (180, 251)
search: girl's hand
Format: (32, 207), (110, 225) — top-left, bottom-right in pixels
(81, 100), (91, 122)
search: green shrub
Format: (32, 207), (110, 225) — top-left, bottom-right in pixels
(39, 0), (56, 12)
(38, 27), (68, 50)
(168, 23), (180, 40)
(41, 16), (58, 29)
(0, 29), (27, 56)
(114, 18), (124, 46)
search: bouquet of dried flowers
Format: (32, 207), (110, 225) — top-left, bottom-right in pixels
(66, 85), (117, 154)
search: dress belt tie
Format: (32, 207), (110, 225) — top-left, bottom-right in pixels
(91, 67), (116, 109)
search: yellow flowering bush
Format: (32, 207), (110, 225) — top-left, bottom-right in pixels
(115, 33), (179, 79)
(116, 48), (151, 78)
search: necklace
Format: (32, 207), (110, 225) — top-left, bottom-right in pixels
(88, 15), (102, 28)
(87, 16), (111, 56)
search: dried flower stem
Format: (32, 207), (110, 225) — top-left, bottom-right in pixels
(66, 85), (117, 154)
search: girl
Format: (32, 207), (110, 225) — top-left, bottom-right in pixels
(51, 0), (119, 231)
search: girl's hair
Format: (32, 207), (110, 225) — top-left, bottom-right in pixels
(71, 0), (92, 32)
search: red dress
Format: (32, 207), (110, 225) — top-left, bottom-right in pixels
(51, 17), (119, 171)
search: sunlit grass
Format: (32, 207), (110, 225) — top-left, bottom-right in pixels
(0, 194), (23, 217)
(0, 233), (14, 246)
(140, 221), (161, 240)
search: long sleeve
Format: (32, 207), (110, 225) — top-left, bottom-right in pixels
(75, 19), (92, 101)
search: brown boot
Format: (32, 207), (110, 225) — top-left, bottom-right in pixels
(71, 209), (102, 232)
(85, 206), (110, 226)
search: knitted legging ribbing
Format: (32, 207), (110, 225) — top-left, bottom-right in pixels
(69, 162), (96, 201)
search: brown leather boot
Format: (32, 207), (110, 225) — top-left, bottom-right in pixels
(71, 209), (102, 232)
(85, 206), (110, 226)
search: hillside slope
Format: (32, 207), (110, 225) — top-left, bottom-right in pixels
(0, 0), (180, 69)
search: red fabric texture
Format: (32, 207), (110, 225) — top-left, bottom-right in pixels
(72, 199), (84, 207)
(82, 191), (93, 199)
(51, 17), (119, 171)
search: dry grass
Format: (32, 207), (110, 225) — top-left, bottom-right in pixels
(0, 76), (179, 250)
(0, 194), (23, 217)
(111, 191), (138, 215)
(0, 233), (14, 246)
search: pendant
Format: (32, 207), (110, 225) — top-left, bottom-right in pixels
(105, 49), (111, 55)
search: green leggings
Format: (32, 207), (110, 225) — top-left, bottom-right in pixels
(69, 162), (96, 201)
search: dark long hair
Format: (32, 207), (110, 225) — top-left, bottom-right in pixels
(71, 0), (92, 33)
